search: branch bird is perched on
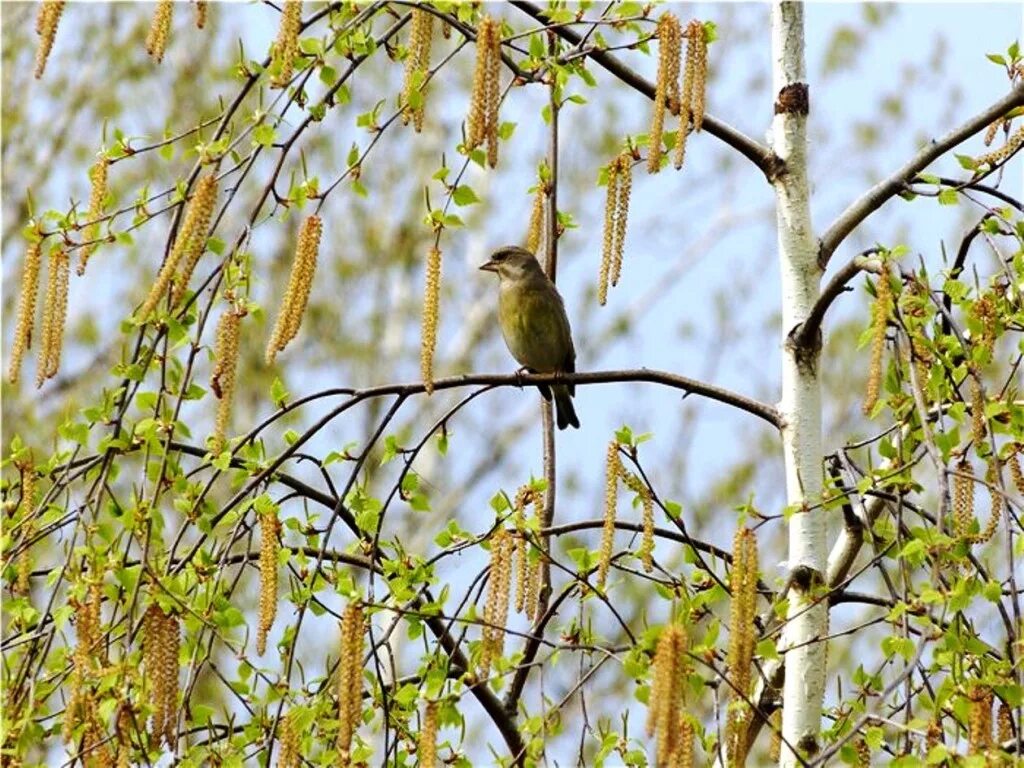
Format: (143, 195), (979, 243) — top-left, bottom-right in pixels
(480, 246), (580, 430)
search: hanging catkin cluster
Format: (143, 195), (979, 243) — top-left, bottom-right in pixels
(674, 19), (708, 170)
(466, 16), (502, 168)
(420, 246), (442, 394)
(145, 0), (173, 63)
(337, 601), (365, 767)
(513, 485), (543, 620)
(953, 457), (976, 540)
(863, 263), (893, 415)
(646, 624), (688, 768)
(402, 8), (434, 132)
(256, 503), (280, 655)
(648, 14), (681, 173)
(210, 307), (242, 452)
(1009, 445), (1024, 495)
(15, 457), (36, 596)
(479, 527), (513, 680)
(266, 214), (322, 363)
(34, 0), (65, 79)
(967, 685), (994, 754)
(969, 375), (987, 445)
(78, 156), (109, 275)
(139, 173), (218, 320)
(36, 248), (70, 388)
(597, 441), (623, 588)
(271, 1), (302, 88)
(8, 241), (42, 384)
(142, 604), (180, 747)
(598, 152), (633, 306)
(725, 526), (758, 767)
(418, 699), (439, 768)
(975, 122), (1024, 168)
(622, 470), (655, 573)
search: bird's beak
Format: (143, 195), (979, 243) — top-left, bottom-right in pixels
(479, 259), (498, 273)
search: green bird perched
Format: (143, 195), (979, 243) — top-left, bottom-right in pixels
(480, 246), (580, 430)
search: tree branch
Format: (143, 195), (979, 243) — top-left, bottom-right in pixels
(818, 85), (1024, 269)
(791, 250), (883, 352)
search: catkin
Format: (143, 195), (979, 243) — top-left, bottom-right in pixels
(8, 241), (42, 384)
(526, 184), (545, 255)
(674, 21), (708, 169)
(195, 1), (208, 29)
(597, 442), (622, 588)
(599, 153), (633, 304)
(725, 527), (758, 766)
(953, 458), (975, 540)
(34, 1), (65, 79)
(970, 375), (986, 445)
(78, 157), (109, 275)
(143, 604), (180, 747)
(279, 711), (300, 768)
(863, 263), (892, 415)
(480, 527), (512, 680)
(467, 16), (502, 167)
(170, 174), (219, 306)
(623, 471), (655, 572)
(646, 625), (687, 768)
(271, 1), (302, 88)
(337, 601), (365, 767)
(402, 8), (434, 132)
(15, 458), (36, 596)
(419, 700), (439, 768)
(1009, 447), (1024, 495)
(139, 174), (218, 320)
(420, 246), (442, 394)
(256, 504), (280, 655)
(611, 154), (632, 287)
(36, 247), (70, 387)
(514, 488), (530, 615)
(648, 14), (681, 174)
(210, 308), (242, 452)
(145, 0), (173, 63)
(266, 215), (322, 363)
(967, 685), (993, 754)
(975, 122), (1024, 168)
(975, 457), (1002, 544)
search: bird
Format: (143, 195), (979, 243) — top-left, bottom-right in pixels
(480, 245), (580, 430)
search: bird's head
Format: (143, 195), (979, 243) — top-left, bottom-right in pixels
(479, 246), (544, 282)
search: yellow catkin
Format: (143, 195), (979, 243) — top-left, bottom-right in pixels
(139, 174), (217, 320)
(1009, 447), (1024, 495)
(967, 685), (993, 755)
(970, 375), (986, 445)
(467, 16), (501, 167)
(597, 442), (621, 589)
(686, 21), (707, 133)
(610, 153), (633, 287)
(271, 1), (302, 88)
(402, 8), (434, 132)
(925, 718), (942, 751)
(480, 527), (512, 680)
(170, 174), (219, 306)
(266, 215), (322, 363)
(623, 472), (655, 572)
(8, 241), (42, 384)
(337, 601), (365, 768)
(420, 246), (442, 395)
(768, 709), (782, 763)
(419, 699), (439, 768)
(725, 527), (758, 766)
(256, 505), (280, 655)
(974, 457), (1002, 544)
(648, 13), (681, 174)
(646, 625), (687, 768)
(953, 458), (975, 540)
(34, 0), (65, 79)
(279, 711), (300, 768)
(210, 308), (242, 453)
(971, 293), (997, 359)
(15, 459), (36, 596)
(63, 580), (103, 743)
(115, 703), (133, 768)
(143, 604), (179, 747)
(854, 738), (870, 766)
(598, 159), (620, 306)
(78, 157), (109, 275)
(983, 119), (1000, 146)
(195, 0), (208, 29)
(36, 247), (70, 387)
(671, 715), (694, 768)
(863, 263), (892, 415)
(526, 184), (545, 256)
(976, 122), (1024, 168)
(523, 487), (543, 621)
(145, 0), (173, 64)
(514, 487), (530, 615)
(996, 700), (1011, 745)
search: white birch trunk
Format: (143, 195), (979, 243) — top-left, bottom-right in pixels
(770, 3), (828, 764)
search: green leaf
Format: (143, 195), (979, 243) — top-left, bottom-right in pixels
(452, 185), (480, 206)
(253, 124), (276, 148)
(937, 188), (958, 206)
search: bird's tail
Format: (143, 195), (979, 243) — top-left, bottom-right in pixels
(554, 387), (580, 430)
